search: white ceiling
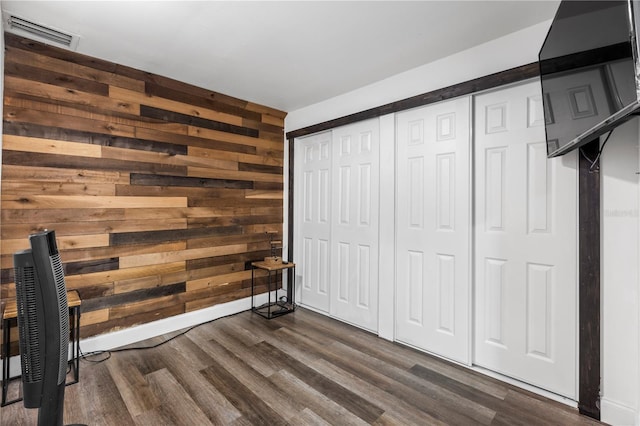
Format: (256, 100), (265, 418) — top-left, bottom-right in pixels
(1, 1), (560, 112)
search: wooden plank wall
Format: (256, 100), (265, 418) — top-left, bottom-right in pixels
(0, 33), (286, 348)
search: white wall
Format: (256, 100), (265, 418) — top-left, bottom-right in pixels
(601, 118), (640, 425)
(285, 20), (551, 133)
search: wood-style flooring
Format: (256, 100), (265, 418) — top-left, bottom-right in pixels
(0, 308), (602, 425)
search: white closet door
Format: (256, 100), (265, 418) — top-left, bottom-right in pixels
(330, 119), (380, 332)
(474, 81), (578, 398)
(395, 97), (471, 364)
(296, 132), (332, 313)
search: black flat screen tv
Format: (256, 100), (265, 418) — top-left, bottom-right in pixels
(539, 0), (640, 157)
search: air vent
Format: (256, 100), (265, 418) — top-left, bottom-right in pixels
(3, 12), (79, 50)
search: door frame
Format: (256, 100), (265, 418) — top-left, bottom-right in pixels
(286, 62), (601, 419)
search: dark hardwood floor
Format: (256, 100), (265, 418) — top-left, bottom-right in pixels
(1, 308), (602, 425)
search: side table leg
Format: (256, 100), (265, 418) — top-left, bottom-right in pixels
(287, 266), (293, 304)
(76, 308), (80, 382)
(2, 318), (10, 406)
(251, 267), (255, 312)
(70, 307), (80, 383)
(267, 270), (272, 318)
(291, 266), (296, 309)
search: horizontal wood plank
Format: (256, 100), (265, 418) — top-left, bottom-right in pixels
(119, 244), (249, 269)
(55, 241), (188, 265)
(1, 195), (188, 209)
(187, 166), (283, 183)
(65, 261), (186, 290)
(140, 105), (257, 137)
(110, 86), (245, 128)
(3, 134), (103, 157)
(1, 164), (130, 184)
(244, 190), (284, 200)
(5, 75), (140, 115)
(5, 43), (145, 91)
(1, 181), (116, 197)
(1, 233), (110, 255)
(188, 145), (283, 167)
(134, 127), (254, 155)
(2, 150), (188, 176)
(5, 60), (110, 96)
(1, 218), (188, 239)
(110, 226), (244, 246)
(144, 81), (262, 121)
(186, 269), (266, 292)
(5, 105), (136, 138)
(129, 173), (252, 190)
(187, 125), (282, 151)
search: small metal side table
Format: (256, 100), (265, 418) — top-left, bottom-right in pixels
(251, 260), (296, 319)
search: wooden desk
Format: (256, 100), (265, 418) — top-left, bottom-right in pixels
(251, 260), (296, 319)
(1, 290), (81, 406)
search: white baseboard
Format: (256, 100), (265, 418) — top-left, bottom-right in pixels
(601, 397), (639, 426)
(471, 365), (578, 407)
(5, 293), (273, 379)
(296, 302), (329, 317)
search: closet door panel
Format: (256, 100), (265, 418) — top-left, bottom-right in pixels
(295, 132), (332, 312)
(395, 97), (471, 364)
(330, 120), (380, 332)
(474, 81), (578, 399)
